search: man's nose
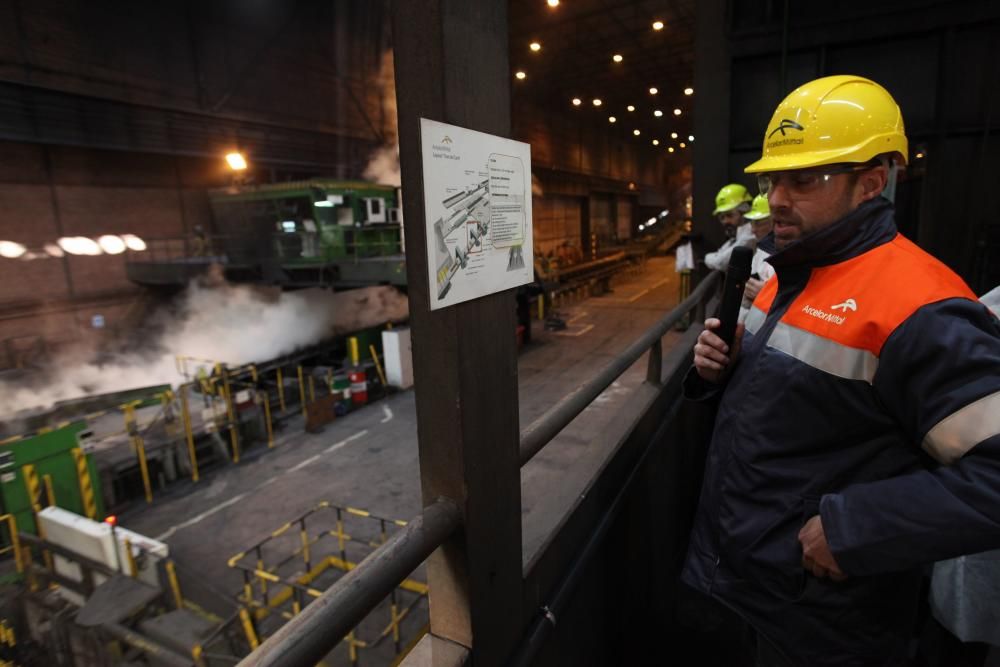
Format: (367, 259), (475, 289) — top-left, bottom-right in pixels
(768, 181), (791, 210)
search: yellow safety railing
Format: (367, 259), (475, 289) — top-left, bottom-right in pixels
(227, 502), (427, 665)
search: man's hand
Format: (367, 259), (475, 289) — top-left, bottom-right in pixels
(744, 277), (764, 303)
(693, 318), (744, 383)
(798, 515), (847, 582)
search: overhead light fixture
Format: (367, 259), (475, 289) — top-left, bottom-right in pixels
(627, 105), (635, 112)
(58, 236), (103, 256)
(608, 116), (617, 123)
(44, 243), (64, 258)
(652, 20), (664, 30)
(121, 234), (147, 252)
(0, 241), (26, 259)
(633, 129), (641, 136)
(688, 135), (694, 141)
(530, 42), (541, 52)
(680, 142), (687, 148)
(314, 200), (333, 207)
(547, 0), (559, 6)
(639, 224), (645, 231)
(668, 147), (675, 153)
(652, 139), (659, 146)
(684, 87), (694, 95)
(673, 108), (682, 116)
(649, 87), (658, 95)
(97, 235), (127, 255)
(670, 132), (678, 139)
(225, 152), (247, 171)
(515, 71), (527, 80)
(572, 98), (582, 106)
(612, 54), (623, 63)
(654, 109), (663, 117)
(592, 98), (602, 106)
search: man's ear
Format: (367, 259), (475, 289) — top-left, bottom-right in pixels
(858, 166), (888, 202)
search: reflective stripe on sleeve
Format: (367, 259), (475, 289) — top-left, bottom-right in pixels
(922, 390), (1000, 465)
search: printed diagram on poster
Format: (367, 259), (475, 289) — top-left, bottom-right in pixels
(420, 118), (533, 310)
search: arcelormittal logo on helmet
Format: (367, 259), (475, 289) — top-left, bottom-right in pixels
(766, 118), (805, 149)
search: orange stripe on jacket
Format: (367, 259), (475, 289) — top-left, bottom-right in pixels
(751, 235), (976, 356)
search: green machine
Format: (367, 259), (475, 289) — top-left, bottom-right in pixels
(0, 423), (104, 537)
(210, 179), (402, 264)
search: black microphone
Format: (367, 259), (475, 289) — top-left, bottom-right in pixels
(715, 245), (753, 349)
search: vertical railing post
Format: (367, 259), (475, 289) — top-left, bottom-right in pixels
(646, 338), (663, 385)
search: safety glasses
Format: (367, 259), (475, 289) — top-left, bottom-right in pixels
(756, 162), (877, 197)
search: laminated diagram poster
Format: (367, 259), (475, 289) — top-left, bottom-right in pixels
(420, 118), (533, 310)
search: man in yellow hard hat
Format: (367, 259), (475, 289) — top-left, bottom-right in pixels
(684, 75), (1000, 666)
(738, 194), (774, 320)
(704, 183), (755, 271)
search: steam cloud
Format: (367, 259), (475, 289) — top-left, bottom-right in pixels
(0, 282), (409, 421)
(362, 50), (400, 187)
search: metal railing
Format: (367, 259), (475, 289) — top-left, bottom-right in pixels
(236, 270), (721, 667)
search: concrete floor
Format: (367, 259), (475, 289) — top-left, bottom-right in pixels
(120, 254), (686, 661)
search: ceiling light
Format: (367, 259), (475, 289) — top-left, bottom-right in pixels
(0, 241), (26, 259)
(652, 139), (659, 146)
(633, 129), (641, 136)
(515, 71), (526, 80)
(547, 0), (559, 6)
(572, 98), (582, 106)
(684, 87), (694, 95)
(915, 151), (924, 159)
(688, 135), (694, 141)
(673, 108), (682, 116)
(668, 147), (675, 153)
(680, 142), (686, 148)
(649, 87), (658, 95)
(592, 98), (602, 106)
(612, 54), (623, 63)
(627, 105), (635, 112)
(639, 224), (645, 231)
(44, 243), (64, 258)
(58, 236), (102, 256)
(121, 234), (147, 252)
(530, 42), (541, 52)
(670, 132), (678, 139)
(225, 152), (247, 171)
(98, 235), (127, 255)
(608, 116), (617, 123)
(652, 20), (664, 30)
(653, 109), (663, 117)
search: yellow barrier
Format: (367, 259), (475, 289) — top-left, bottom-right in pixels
(70, 447), (98, 518)
(262, 391), (274, 448)
(369, 345), (388, 388)
(165, 560), (183, 609)
(179, 385), (200, 482)
(0, 515), (22, 574)
(122, 403), (153, 504)
(276, 368), (286, 412)
(218, 365), (241, 464)
(297, 366), (307, 419)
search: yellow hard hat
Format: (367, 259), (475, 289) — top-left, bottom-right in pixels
(744, 194), (771, 221)
(744, 75), (907, 174)
(713, 183), (752, 214)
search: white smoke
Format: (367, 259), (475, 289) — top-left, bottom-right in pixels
(0, 282), (409, 420)
(362, 50), (400, 187)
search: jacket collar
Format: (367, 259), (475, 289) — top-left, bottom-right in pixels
(760, 198), (897, 270)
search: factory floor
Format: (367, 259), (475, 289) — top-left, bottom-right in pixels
(121, 254), (687, 663)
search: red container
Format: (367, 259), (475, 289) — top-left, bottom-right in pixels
(349, 370), (368, 406)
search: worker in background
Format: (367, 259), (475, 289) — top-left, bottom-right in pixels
(685, 75), (1000, 666)
(704, 183), (755, 271)
(738, 194), (774, 321)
